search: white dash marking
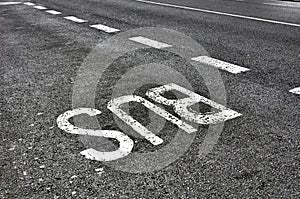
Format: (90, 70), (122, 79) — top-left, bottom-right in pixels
(289, 87), (300, 95)
(46, 10), (61, 15)
(129, 36), (172, 49)
(64, 16), (87, 23)
(90, 24), (120, 33)
(23, 2), (35, 6)
(34, 5), (47, 10)
(191, 56), (250, 74)
(0, 2), (21, 6)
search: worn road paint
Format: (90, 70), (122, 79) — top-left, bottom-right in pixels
(90, 24), (120, 33)
(46, 10), (61, 15)
(34, 5), (47, 10)
(191, 56), (250, 74)
(64, 16), (87, 23)
(57, 108), (134, 161)
(0, 2), (21, 5)
(136, 0), (300, 27)
(108, 95), (197, 145)
(147, 83), (242, 124)
(23, 2), (35, 6)
(289, 87), (300, 95)
(129, 36), (172, 49)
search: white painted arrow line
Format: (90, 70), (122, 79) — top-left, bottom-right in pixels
(191, 56), (250, 74)
(129, 36), (172, 49)
(289, 87), (300, 95)
(90, 24), (120, 33)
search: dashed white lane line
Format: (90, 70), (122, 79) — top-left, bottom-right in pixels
(64, 16), (87, 23)
(136, 0), (300, 27)
(289, 87), (300, 95)
(129, 36), (172, 49)
(23, 2), (35, 6)
(0, 2), (21, 5)
(90, 24), (120, 33)
(34, 5), (47, 10)
(191, 56), (250, 74)
(46, 10), (61, 15)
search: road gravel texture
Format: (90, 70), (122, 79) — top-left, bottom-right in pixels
(1, 0), (299, 198)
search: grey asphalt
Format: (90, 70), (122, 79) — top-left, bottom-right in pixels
(1, 0), (299, 198)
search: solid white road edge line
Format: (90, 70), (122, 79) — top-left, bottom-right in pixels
(191, 56), (250, 74)
(289, 87), (300, 95)
(64, 16), (87, 23)
(234, 0), (298, 8)
(90, 24), (120, 33)
(46, 10), (61, 15)
(136, 0), (300, 27)
(129, 36), (172, 49)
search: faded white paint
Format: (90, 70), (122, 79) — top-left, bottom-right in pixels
(129, 36), (172, 49)
(56, 108), (134, 161)
(90, 24), (120, 33)
(64, 16), (87, 23)
(147, 83), (242, 124)
(191, 56), (250, 74)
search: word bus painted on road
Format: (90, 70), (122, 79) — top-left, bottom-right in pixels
(57, 84), (241, 161)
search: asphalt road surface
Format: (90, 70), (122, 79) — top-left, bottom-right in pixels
(1, 0), (299, 198)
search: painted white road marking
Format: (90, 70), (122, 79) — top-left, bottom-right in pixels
(57, 84), (243, 161)
(64, 16), (87, 23)
(23, 2), (35, 6)
(46, 10), (61, 15)
(289, 87), (300, 95)
(34, 5), (47, 10)
(90, 24), (120, 33)
(136, 0), (300, 27)
(147, 83), (242, 124)
(263, 2), (293, 8)
(191, 56), (250, 74)
(129, 36), (172, 49)
(233, 0), (300, 8)
(108, 95), (197, 145)
(57, 108), (134, 161)
(0, 2), (21, 5)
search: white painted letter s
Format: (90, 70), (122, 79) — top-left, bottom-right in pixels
(56, 108), (134, 161)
